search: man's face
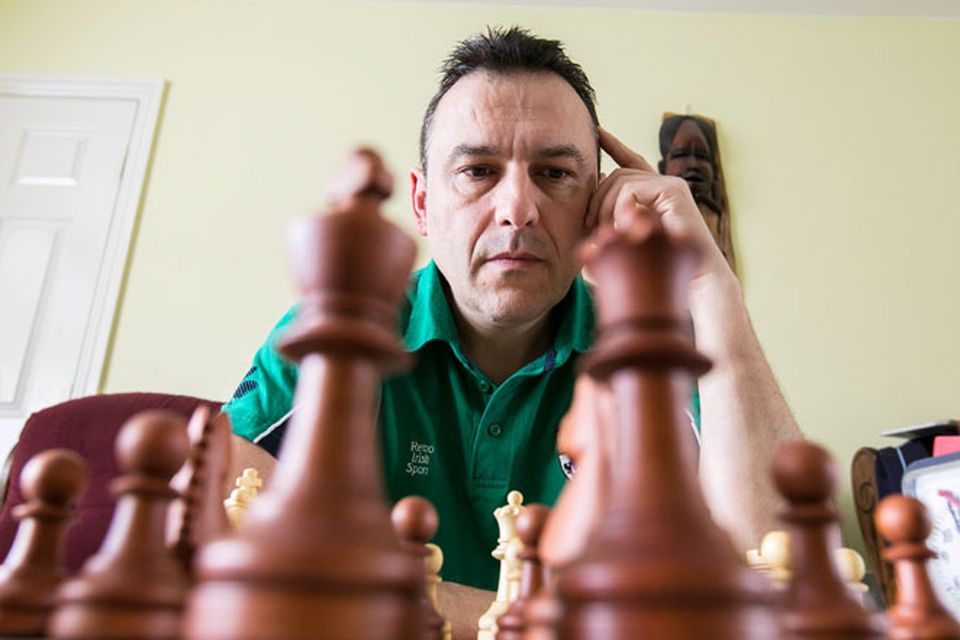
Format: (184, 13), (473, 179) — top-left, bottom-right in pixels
(662, 119), (716, 203)
(412, 71), (598, 330)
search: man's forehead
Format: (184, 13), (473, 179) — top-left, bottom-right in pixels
(428, 71), (596, 159)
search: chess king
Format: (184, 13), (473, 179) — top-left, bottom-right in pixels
(221, 26), (802, 637)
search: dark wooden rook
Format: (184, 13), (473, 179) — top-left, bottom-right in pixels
(0, 449), (86, 637)
(556, 216), (777, 638)
(773, 440), (887, 638)
(876, 494), (960, 640)
(184, 148), (423, 640)
(49, 410), (190, 640)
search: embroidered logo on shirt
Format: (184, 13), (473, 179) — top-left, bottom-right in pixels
(405, 441), (434, 477)
(558, 453), (577, 480)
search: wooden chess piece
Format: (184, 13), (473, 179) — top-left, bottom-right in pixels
(49, 410), (191, 640)
(497, 504), (549, 640)
(773, 440), (887, 638)
(391, 496), (450, 640)
(425, 543), (452, 640)
(168, 406), (232, 571)
(0, 449), (86, 637)
(184, 148), (423, 640)
(555, 216), (777, 638)
(876, 494), (960, 639)
(521, 582), (562, 640)
(224, 468), (263, 530)
(479, 490), (525, 640)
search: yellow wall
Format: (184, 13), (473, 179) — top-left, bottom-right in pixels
(1, 0), (958, 547)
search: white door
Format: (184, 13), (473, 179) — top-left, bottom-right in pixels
(0, 77), (162, 460)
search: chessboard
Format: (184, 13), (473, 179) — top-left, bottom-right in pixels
(0, 148), (956, 639)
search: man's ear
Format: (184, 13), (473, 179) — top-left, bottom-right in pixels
(410, 168), (428, 237)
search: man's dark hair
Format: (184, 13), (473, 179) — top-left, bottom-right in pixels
(419, 26), (599, 171)
(658, 115), (718, 167)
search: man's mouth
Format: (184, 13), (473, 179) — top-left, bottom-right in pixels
(487, 252), (544, 268)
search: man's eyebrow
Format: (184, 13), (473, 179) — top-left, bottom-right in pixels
(535, 144), (587, 166)
(445, 144), (501, 167)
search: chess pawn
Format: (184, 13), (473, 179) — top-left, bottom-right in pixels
(521, 581), (562, 640)
(834, 547), (869, 602)
(391, 496), (449, 640)
(876, 494), (960, 640)
(478, 490), (525, 640)
(49, 410), (191, 640)
(748, 530), (792, 586)
(497, 504), (549, 640)
(773, 440), (887, 638)
(224, 468), (263, 530)
(0, 449), (86, 637)
(425, 544), (452, 640)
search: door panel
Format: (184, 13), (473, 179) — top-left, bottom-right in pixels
(0, 78), (161, 459)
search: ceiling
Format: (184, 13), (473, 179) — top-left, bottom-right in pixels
(401, 0), (960, 19)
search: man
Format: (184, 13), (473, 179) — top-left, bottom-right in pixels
(224, 27), (802, 637)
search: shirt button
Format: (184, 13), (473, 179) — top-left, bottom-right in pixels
(487, 423), (503, 437)
(480, 382), (493, 394)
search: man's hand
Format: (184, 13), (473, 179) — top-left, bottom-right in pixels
(586, 127), (730, 284)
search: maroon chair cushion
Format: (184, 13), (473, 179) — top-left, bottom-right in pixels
(0, 392), (221, 574)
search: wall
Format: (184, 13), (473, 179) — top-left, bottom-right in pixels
(1, 0), (958, 548)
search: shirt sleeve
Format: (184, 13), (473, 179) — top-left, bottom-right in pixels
(222, 305), (300, 444)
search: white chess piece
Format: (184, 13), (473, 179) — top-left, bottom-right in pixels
(425, 543), (452, 640)
(223, 468), (263, 529)
(477, 490), (525, 640)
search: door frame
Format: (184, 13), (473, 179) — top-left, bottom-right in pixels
(0, 75), (165, 397)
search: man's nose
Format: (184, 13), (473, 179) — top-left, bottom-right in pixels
(494, 171), (540, 228)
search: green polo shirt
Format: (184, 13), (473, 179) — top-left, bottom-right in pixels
(225, 261), (592, 590)
(225, 261), (700, 590)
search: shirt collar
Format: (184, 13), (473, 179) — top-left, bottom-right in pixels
(402, 261), (460, 352)
(402, 260), (595, 366)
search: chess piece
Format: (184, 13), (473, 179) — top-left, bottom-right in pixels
(391, 496), (450, 640)
(425, 543), (452, 640)
(521, 581), (562, 640)
(223, 468), (263, 530)
(496, 504), (549, 640)
(49, 410), (191, 640)
(834, 547), (870, 602)
(773, 440), (887, 638)
(876, 494), (960, 639)
(478, 490), (525, 640)
(185, 149), (424, 640)
(556, 216), (777, 638)
(168, 406), (232, 570)
(747, 530), (791, 586)
(0, 449), (86, 637)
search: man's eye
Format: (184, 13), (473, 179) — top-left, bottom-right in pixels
(462, 166), (493, 178)
(543, 167), (572, 180)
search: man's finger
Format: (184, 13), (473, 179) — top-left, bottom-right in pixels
(598, 127), (655, 172)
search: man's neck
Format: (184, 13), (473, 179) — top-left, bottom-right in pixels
(451, 306), (557, 385)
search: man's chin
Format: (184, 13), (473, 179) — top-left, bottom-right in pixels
(478, 290), (561, 326)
